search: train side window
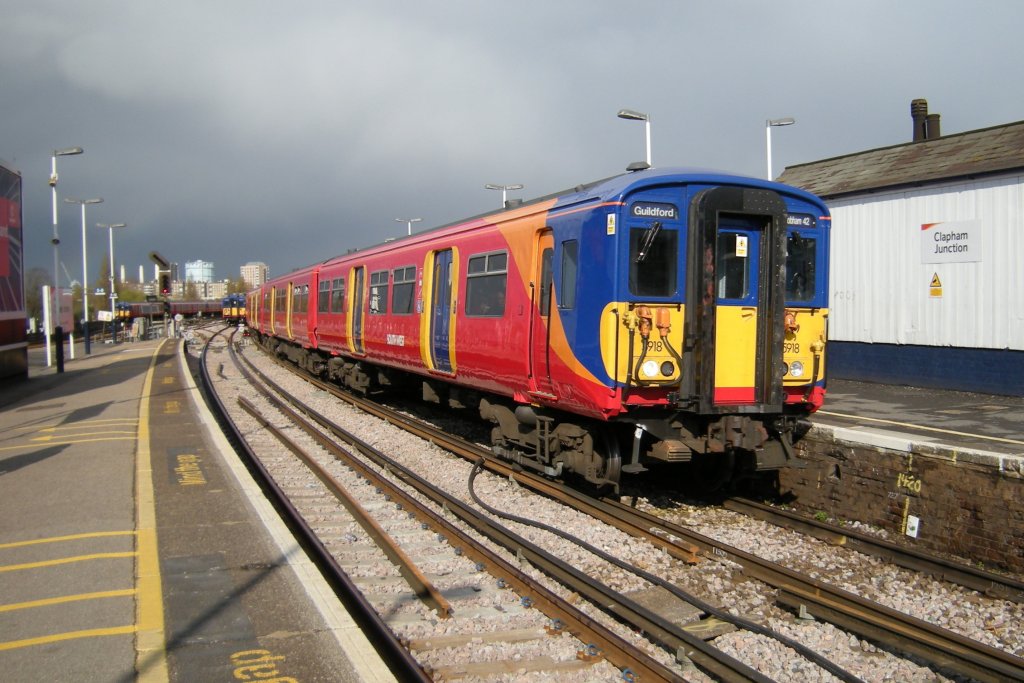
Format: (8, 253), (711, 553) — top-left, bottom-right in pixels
(330, 277), (346, 313)
(629, 227), (678, 296)
(369, 270), (388, 314)
(559, 240), (578, 309)
(293, 284), (309, 313)
(392, 266), (416, 315)
(539, 248), (553, 316)
(785, 232), (816, 302)
(465, 251), (507, 317)
(716, 232), (749, 300)
(318, 279), (330, 313)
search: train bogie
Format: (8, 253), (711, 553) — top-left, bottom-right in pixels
(250, 167), (830, 490)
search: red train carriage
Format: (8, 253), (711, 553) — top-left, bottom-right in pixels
(251, 167), (830, 490)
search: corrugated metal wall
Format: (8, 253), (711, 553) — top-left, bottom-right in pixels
(827, 173), (1023, 351)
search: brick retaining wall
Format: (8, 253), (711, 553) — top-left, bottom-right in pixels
(778, 425), (1024, 574)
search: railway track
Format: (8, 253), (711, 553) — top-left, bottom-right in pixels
(228, 331), (1024, 683)
(199, 328), (710, 681)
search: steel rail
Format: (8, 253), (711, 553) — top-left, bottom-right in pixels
(246, 342), (1024, 682)
(598, 498), (1024, 683)
(724, 496), (1024, 603)
(236, 396), (454, 620)
(237, 347), (774, 682)
(196, 330), (432, 682)
(246, 390), (697, 682)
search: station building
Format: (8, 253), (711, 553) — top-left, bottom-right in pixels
(779, 100), (1024, 396)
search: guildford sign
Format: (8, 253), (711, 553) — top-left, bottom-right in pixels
(920, 219), (982, 264)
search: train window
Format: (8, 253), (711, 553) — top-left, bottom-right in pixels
(275, 287), (286, 312)
(629, 227), (678, 296)
(559, 240), (578, 309)
(716, 232), (749, 300)
(318, 280), (330, 313)
(392, 266), (416, 315)
(369, 270), (388, 315)
(465, 252), (507, 317)
(292, 284), (309, 313)
(786, 233), (816, 302)
(330, 278), (346, 313)
(539, 248), (553, 316)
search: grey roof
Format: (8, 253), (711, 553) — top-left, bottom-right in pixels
(777, 120), (1024, 198)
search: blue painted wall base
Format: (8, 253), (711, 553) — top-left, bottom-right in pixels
(828, 342), (1024, 397)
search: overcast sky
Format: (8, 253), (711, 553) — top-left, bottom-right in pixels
(3, 1), (1023, 288)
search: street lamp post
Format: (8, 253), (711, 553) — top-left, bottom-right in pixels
(617, 109), (651, 167)
(766, 117), (796, 180)
(65, 197), (103, 354)
(47, 146), (83, 368)
(395, 217), (421, 236)
(98, 222), (128, 343)
(484, 183), (524, 207)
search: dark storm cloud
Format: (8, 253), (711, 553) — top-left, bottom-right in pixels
(2, 1), (1023, 287)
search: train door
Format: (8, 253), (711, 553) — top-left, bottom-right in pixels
(685, 187), (785, 412)
(286, 281), (295, 340)
(269, 286), (277, 335)
(528, 230), (556, 397)
(430, 249), (453, 373)
(351, 267), (365, 354)
(713, 221), (762, 404)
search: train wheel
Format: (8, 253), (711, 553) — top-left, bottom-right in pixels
(687, 450), (736, 495)
(591, 427), (622, 490)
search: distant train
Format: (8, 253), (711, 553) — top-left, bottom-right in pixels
(221, 293), (246, 324)
(249, 167), (830, 490)
(116, 300), (222, 321)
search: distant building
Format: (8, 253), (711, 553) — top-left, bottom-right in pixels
(184, 260), (214, 283)
(778, 99), (1024, 396)
(241, 261), (269, 289)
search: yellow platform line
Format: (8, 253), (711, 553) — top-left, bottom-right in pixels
(0, 625), (137, 652)
(0, 437), (139, 452)
(136, 340), (169, 683)
(0, 588), (136, 612)
(13, 419), (139, 432)
(0, 551), (136, 572)
(0, 530), (135, 550)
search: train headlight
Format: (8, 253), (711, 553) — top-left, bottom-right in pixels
(789, 361), (805, 378)
(641, 360), (659, 378)
(660, 361), (674, 377)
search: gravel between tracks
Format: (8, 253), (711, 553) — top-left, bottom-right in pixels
(227, 340), (1023, 682)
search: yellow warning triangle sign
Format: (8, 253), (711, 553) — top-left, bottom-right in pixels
(930, 273), (942, 288)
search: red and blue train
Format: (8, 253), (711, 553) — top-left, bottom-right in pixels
(249, 167), (830, 489)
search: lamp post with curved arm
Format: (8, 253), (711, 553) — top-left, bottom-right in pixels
(766, 117), (795, 180)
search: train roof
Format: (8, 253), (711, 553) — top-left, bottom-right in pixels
(256, 166), (828, 289)
(345, 167), (828, 253)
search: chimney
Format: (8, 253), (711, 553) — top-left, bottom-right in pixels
(911, 99), (928, 141)
(926, 112), (941, 139)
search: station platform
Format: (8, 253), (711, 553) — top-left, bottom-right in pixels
(0, 339), (394, 682)
(813, 377), (1023, 459)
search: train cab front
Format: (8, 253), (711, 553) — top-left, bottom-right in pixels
(602, 177), (830, 481)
